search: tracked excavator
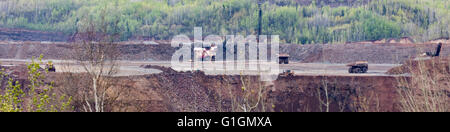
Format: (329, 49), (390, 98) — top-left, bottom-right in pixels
(422, 43), (443, 57)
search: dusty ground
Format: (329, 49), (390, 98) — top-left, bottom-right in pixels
(0, 59), (408, 112)
(0, 59), (399, 77)
(0, 41), (448, 64)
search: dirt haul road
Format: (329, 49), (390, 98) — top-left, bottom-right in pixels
(0, 59), (399, 77)
(1, 41), (449, 64)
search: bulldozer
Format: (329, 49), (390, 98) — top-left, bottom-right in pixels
(46, 61), (56, 72)
(347, 61), (368, 73)
(280, 70), (294, 76)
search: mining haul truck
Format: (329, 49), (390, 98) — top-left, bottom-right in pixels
(347, 61), (368, 73)
(279, 54), (290, 64)
(194, 45), (217, 61)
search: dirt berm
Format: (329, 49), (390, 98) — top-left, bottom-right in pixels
(1, 41), (448, 64)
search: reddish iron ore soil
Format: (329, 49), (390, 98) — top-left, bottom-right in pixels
(273, 75), (400, 112)
(0, 42), (176, 61)
(3, 61), (448, 112)
(283, 43), (450, 64)
(123, 66), (403, 112)
(0, 27), (449, 64)
(0, 28), (448, 112)
(1, 64), (400, 112)
(0, 41), (448, 64)
(387, 57), (450, 75)
(49, 65), (405, 112)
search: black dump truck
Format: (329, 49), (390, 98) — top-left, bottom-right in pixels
(347, 61), (368, 73)
(279, 54), (290, 64)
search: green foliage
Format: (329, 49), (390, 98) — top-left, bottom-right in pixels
(350, 14), (401, 41)
(0, 78), (24, 112)
(0, 55), (72, 112)
(0, 0), (448, 43)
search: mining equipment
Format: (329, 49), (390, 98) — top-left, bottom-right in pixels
(279, 54), (290, 64)
(194, 44), (217, 62)
(347, 61), (368, 73)
(46, 61), (56, 72)
(422, 43), (443, 57)
(281, 70), (294, 76)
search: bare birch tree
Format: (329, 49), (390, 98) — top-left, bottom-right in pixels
(72, 9), (121, 112)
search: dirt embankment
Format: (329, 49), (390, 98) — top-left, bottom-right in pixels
(282, 43), (450, 64)
(126, 60), (448, 112)
(28, 57), (442, 112)
(4, 62), (447, 112)
(0, 64), (45, 95)
(0, 42), (176, 61)
(0, 28), (69, 42)
(115, 65), (403, 112)
(273, 75), (399, 112)
(0, 28), (449, 64)
(42, 65), (398, 112)
(387, 57), (450, 111)
(387, 57), (450, 75)
(1, 42), (449, 64)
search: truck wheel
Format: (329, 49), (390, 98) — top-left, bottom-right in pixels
(357, 68), (363, 73)
(349, 68), (354, 73)
(352, 68), (361, 73)
(362, 67), (368, 73)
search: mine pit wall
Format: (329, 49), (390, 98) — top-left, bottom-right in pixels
(0, 43), (73, 60)
(2, 64), (404, 112)
(104, 66), (403, 112)
(131, 73), (402, 112)
(0, 43), (176, 61)
(0, 42), (448, 64)
(273, 75), (401, 112)
(281, 43), (450, 64)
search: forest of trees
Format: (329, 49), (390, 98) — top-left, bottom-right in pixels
(0, 0), (448, 44)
